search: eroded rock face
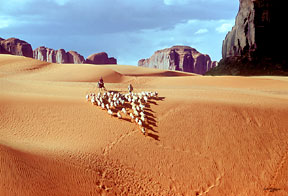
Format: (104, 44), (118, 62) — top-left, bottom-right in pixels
(0, 38), (7, 54)
(0, 37), (33, 58)
(33, 47), (85, 64)
(67, 51), (85, 64)
(212, 0), (288, 75)
(222, 0), (256, 59)
(1, 37), (117, 65)
(223, 0), (287, 59)
(85, 52), (117, 64)
(138, 46), (217, 75)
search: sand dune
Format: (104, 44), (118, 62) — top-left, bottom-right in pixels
(0, 54), (288, 195)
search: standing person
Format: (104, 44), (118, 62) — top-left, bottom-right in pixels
(128, 84), (133, 93)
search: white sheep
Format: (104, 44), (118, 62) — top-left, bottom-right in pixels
(130, 113), (134, 121)
(121, 108), (127, 115)
(139, 104), (145, 110)
(117, 111), (122, 119)
(91, 97), (96, 105)
(134, 110), (139, 117)
(140, 111), (145, 117)
(101, 103), (105, 109)
(86, 94), (90, 101)
(108, 109), (113, 116)
(141, 127), (146, 135)
(106, 104), (110, 110)
(138, 119), (142, 127)
(143, 96), (148, 103)
(140, 116), (146, 122)
(155, 91), (158, 97)
(136, 105), (140, 111)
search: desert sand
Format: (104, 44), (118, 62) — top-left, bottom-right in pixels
(0, 54), (288, 196)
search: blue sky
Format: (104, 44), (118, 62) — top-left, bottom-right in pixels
(0, 0), (239, 65)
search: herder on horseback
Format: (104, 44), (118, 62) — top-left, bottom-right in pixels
(97, 77), (107, 92)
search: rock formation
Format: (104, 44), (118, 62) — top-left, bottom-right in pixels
(207, 0), (288, 75)
(0, 37), (33, 58)
(67, 51), (85, 64)
(85, 52), (117, 65)
(0, 37), (117, 65)
(138, 46), (217, 75)
(0, 38), (6, 54)
(33, 46), (85, 64)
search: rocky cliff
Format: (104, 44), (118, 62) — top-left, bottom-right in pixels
(208, 0), (288, 75)
(0, 37), (33, 58)
(138, 46), (217, 75)
(85, 52), (117, 65)
(0, 37), (117, 65)
(33, 46), (85, 64)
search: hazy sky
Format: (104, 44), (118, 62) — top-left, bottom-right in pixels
(0, 0), (238, 65)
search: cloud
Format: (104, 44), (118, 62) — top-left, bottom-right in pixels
(163, 0), (190, 6)
(194, 28), (209, 35)
(0, 16), (11, 29)
(216, 21), (234, 33)
(50, 0), (71, 6)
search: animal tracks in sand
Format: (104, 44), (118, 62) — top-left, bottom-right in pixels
(264, 145), (288, 195)
(102, 129), (138, 156)
(155, 142), (192, 154)
(240, 110), (262, 128)
(194, 174), (223, 196)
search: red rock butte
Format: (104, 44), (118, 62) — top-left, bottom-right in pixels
(85, 52), (117, 64)
(138, 46), (217, 75)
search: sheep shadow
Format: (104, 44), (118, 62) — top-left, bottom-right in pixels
(144, 108), (155, 113)
(148, 100), (157, 105)
(145, 112), (156, 118)
(264, 187), (281, 192)
(144, 104), (151, 108)
(147, 120), (157, 127)
(147, 132), (159, 141)
(152, 96), (165, 101)
(120, 117), (132, 123)
(144, 123), (157, 133)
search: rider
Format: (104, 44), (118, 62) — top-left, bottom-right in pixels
(99, 77), (104, 85)
(98, 76), (106, 91)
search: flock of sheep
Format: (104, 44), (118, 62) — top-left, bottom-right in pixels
(85, 91), (158, 135)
